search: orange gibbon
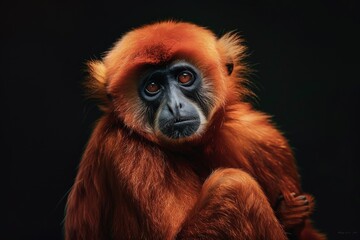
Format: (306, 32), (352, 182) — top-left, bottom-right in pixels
(65, 20), (326, 240)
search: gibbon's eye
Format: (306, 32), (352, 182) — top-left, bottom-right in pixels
(145, 82), (160, 95)
(177, 71), (194, 85)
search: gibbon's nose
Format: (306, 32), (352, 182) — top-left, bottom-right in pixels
(167, 95), (183, 119)
(166, 85), (185, 119)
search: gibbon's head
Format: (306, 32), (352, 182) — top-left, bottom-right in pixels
(86, 20), (248, 144)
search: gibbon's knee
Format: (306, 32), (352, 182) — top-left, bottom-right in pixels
(201, 168), (266, 203)
(177, 168), (286, 240)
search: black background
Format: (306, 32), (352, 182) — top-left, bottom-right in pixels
(2, 1), (359, 239)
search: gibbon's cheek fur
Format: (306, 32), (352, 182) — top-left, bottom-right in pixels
(65, 20), (326, 240)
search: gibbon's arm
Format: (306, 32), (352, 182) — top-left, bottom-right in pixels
(65, 116), (154, 239)
(65, 116), (151, 239)
(65, 114), (203, 239)
(65, 116), (117, 240)
(208, 102), (320, 233)
(209, 102), (302, 205)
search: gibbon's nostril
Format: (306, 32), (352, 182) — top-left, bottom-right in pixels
(167, 98), (183, 117)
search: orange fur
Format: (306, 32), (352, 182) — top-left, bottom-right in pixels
(65, 20), (326, 239)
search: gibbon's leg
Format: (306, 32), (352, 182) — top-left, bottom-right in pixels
(176, 168), (286, 240)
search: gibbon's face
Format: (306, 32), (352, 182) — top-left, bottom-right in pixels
(99, 21), (246, 144)
(138, 60), (213, 140)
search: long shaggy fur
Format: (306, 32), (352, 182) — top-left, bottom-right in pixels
(65, 20), (326, 240)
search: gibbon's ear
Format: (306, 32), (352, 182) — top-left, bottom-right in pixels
(88, 60), (106, 84)
(218, 31), (247, 76)
(84, 60), (110, 111)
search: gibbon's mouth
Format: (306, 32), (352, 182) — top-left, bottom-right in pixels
(173, 117), (198, 125)
(160, 117), (201, 139)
